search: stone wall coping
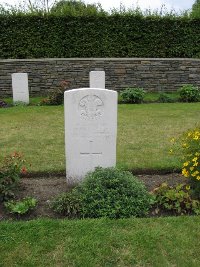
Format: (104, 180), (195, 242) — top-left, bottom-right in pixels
(0, 58), (200, 63)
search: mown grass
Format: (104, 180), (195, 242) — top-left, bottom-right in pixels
(1, 98), (200, 266)
(3, 97), (43, 106)
(0, 102), (199, 173)
(0, 216), (200, 267)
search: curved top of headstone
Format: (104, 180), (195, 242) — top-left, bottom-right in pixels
(65, 88), (115, 93)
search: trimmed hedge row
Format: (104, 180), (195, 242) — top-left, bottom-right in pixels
(0, 16), (200, 58)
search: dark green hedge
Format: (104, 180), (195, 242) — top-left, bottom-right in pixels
(0, 15), (200, 58)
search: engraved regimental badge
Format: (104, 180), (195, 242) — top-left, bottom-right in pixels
(79, 95), (104, 119)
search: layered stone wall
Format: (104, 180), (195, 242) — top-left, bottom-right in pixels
(0, 58), (200, 97)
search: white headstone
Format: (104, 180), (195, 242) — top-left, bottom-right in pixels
(12, 73), (29, 104)
(89, 71), (105, 88)
(64, 88), (117, 182)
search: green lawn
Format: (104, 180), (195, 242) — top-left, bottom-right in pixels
(1, 101), (200, 266)
(0, 102), (199, 173)
(1, 216), (200, 267)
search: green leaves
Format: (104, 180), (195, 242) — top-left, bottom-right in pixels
(179, 84), (200, 102)
(152, 182), (200, 215)
(0, 16), (199, 58)
(52, 167), (153, 219)
(120, 87), (146, 104)
(0, 153), (26, 201)
(5, 197), (37, 215)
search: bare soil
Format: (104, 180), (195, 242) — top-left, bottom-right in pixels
(0, 173), (187, 220)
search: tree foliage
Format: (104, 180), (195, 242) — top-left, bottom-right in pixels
(51, 0), (107, 16)
(0, 0), (106, 15)
(191, 0), (200, 18)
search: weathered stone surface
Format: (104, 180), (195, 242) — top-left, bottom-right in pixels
(89, 71), (105, 88)
(64, 88), (117, 182)
(12, 73), (29, 104)
(0, 58), (200, 97)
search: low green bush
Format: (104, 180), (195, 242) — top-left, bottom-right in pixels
(120, 88), (146, 104)
(52, 167), (152, 219)
(0, 153), (27, 202)
(5, 197), (37, 215)
(157, 93), (174, 103)
(51, 190), (82, 218)
(152, 183), (200, 215)
(179, 84), (200, 102)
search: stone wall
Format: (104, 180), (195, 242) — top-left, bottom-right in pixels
(0, 58), (200, 97)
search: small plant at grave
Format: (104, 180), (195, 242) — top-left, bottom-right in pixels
(120, 87), (146, 104)
(51, 190), (83, 218)
(52, 167), (152, 219)
(13, 101), (28, 107)
(0, 99), (9, 108)
(0, 152), (27, 201)
(78, 167), (152, 218)
(179, 84), (200, 102)
(5, 197), (37, 215)
(151, 183), (200, 215)
(157, 93), (174, 103)
(40, 80), (70, 105)
(170, 126), (200, 198)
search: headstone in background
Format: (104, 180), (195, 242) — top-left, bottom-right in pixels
(64, 88), (117, 182)
(12, 73), (29, 104)
(89, 71), (105, 88)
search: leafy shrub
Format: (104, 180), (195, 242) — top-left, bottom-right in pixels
(5, 197), (37, 215)
(152, 183), (200, 215)
(52, 167), (152, 219)
(179, 84), (200, 102)
(78, 167), (152, 218)
(120, 88), (146, 104)
(40, 80), (70, 105)
(0, 152), (27, 201)
(51, 190), (82, 218)
(157, 93), (174, 103)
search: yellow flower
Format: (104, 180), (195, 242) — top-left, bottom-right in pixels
(169, 149), (173, 154)
(186, 185), (190, 190)
(183, 161), (190, 167)
(182, 168), (189, 177)
(192, 157), (198, 162)
(190, 166), (194, 171)
(192, 171), (199, 177)
(193, 162), (198, 167)
(170, 138), (175, 143)
(197, 176), (200, 181)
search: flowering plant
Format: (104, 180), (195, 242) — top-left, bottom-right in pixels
(0, 152), (27, 201)
(40, 80), (70, 106)
(171, 127), (200, 198)
(181, 129), (200, 179)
